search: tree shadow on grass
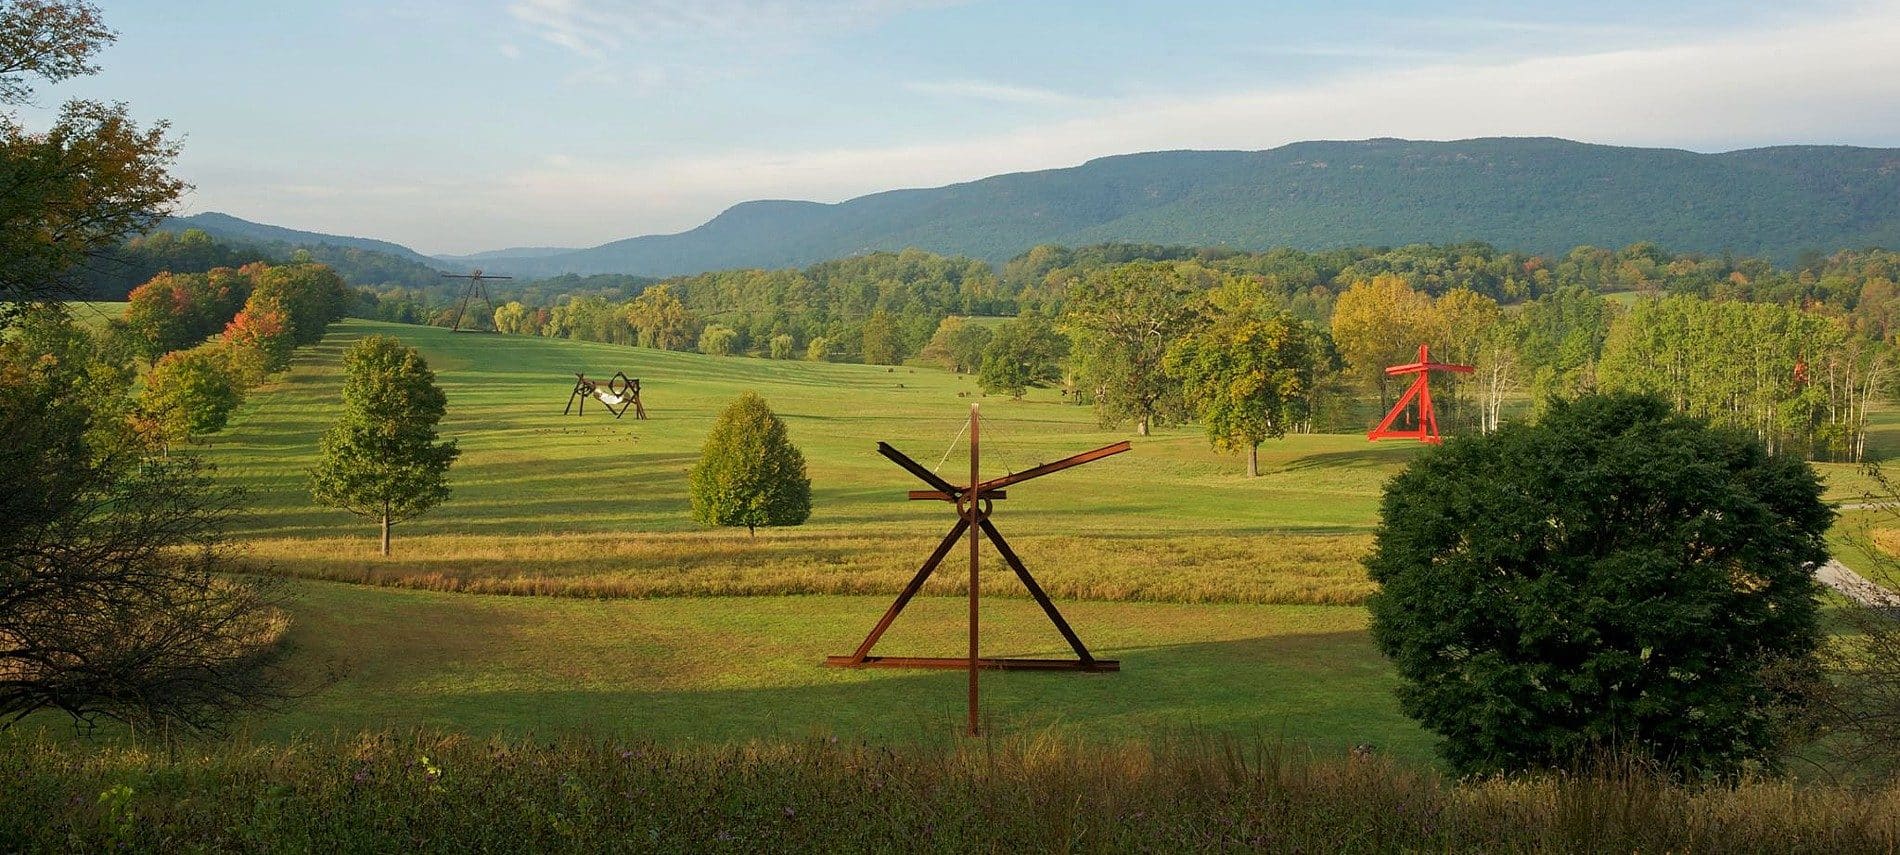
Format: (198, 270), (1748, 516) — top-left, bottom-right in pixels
(265, 631), (1430, 762)
(1276, 443), (1424, 473)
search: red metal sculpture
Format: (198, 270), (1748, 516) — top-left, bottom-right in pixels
(1366, 344), (1473, 445)
(827, 404), (1127, 735)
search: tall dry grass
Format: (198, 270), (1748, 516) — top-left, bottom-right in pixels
(5, 729), (1895, 852)
(237, 530), (1376, 605)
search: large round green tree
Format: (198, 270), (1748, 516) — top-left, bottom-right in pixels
(309, 335), (459, 556)
(690, 392), (811, 536)
(1366, 393), (1831, 776)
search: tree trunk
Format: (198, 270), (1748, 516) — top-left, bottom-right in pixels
(1137, 415), (1150, 436)
(380, 514), (391, 557)
(1247, 443), (1260, 478)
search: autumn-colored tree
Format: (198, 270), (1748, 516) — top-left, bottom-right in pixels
(805, 336), (831, 362)
(119, 268), (250, 361)
(626, 285), (698, 350)
(1427, 287), (1501, 428)
(248, 263), (348, 346)
(768, 333), (795, 359)
(492, 300), (528, 334)
(1329, 274), (1441, 407)
(221, 297), (293, 378)
(0, 0), (183, 326)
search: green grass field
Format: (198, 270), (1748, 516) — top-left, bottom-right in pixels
(52, 318), (1875, 757)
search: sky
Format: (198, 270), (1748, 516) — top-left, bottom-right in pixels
(21, 0), (1900, 254)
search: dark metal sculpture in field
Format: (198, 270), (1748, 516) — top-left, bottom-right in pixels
(565, 371), (647, 419)
(442, 269), (513, 333)
(1367, 343), (1473, 445)
(827, 404), (1128, 735)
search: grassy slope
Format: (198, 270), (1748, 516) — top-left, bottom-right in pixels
(206, 320), (1404, 603)
(137, 320), (1875, 751)
(259, 580), (1428, 758)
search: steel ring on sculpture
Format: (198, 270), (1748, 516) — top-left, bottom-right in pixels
(954, 494), (994, 523)
(608, 372), (634, 398)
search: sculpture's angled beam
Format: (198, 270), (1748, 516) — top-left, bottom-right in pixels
(979, 518), (1094, 663)
(843, 518), (970, 663)
(877, 442), (963, 495)
(1384, 360), (1475, 376)
(969, 441), (1131, 494)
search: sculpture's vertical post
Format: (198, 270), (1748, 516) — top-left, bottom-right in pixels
(967, 403), (981, 737)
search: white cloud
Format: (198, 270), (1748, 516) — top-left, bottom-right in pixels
(190, 1), (1900, 252)
(507, 0), (957, 56)
(904, 79), (1083, 105)
(476, 0), (1900, 246)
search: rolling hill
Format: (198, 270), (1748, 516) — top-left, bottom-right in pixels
(161, 212), (444, 268)
(468, 137), (1900, 276)
(175, 137), (1900, 280)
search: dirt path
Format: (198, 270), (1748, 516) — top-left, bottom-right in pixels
(1817, 559), (1900, 608)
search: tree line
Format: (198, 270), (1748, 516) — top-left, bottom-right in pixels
(117, 261), (352, 447)
(340, 240), (1900, 468)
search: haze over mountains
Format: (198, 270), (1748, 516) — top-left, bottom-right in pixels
(166, 137), (1900, 278)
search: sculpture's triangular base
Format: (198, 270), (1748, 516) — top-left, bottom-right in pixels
(825, 655), (1118, 671)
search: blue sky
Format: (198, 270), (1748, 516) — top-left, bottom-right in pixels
(26, 0), (1900, 253)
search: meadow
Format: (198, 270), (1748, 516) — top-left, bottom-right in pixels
(17, 318), (1891, 757)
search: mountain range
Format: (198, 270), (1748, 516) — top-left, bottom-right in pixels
(164, 137), (1900, 279)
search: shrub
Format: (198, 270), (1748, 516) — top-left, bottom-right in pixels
(1366, 393), (1831, 777)
(689, 392), (811, 535)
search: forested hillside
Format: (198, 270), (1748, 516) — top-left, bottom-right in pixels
(468, 138), (1900, 277)
(161, 212), (441, 266)
(78, 227), (447, 300)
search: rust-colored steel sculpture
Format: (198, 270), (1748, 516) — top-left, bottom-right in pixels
(826, 403), (1128, 735)
(565, 371), (646, 419)
(1367, 343), (1473, 445)
(442, 269), (514, 333)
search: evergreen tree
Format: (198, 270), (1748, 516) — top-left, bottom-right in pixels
(689, 392), (811, 536)
(309, 336), (459, 556)
(1366, 394), (1830, 776)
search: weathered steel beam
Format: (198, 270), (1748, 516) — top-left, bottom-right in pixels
(824, 655), (1120, 672)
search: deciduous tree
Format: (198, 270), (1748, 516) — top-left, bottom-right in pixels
(978, 312), (1066, 399)
(1063, 261), (1201, 435)
(0, 0), (183, 326)
(1329, 274), (1440, 407)
(309, 336), (459, 556)
(1, 304), (284, 733)
(689, 392), (811, 536)
(1166, 283), (1318, 476)
(139, 344), (242, 445)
